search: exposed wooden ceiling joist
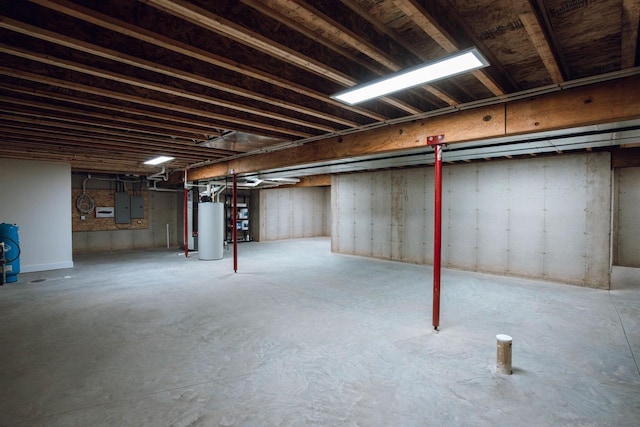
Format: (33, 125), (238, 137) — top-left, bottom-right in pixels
(0, 83), (224, 135)
(622, 0), (640, 69)
(0, 66), (311, 138)
(0, 16), (359, 129)
(0, 44), (333, 134)
(392, 0), (506, 96)
(139, 0), (423, 115)
(1, 96), (213, 140)
(28, 0), (386, 121)
(0, 0), (635, 175)
(518, 11), (564, 84)
(242, 0), (457, 107)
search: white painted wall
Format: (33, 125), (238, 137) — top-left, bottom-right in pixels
(259, 187), (330, 241)
(332, 152), (612, 288)
(0, 159), (73, 273)
(614, 167), (640, 267)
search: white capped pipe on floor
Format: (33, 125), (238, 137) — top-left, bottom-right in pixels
(496, 334), (513, 374)
(166, 224), (170, 249)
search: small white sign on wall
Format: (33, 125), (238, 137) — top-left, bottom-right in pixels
(95, 207), (115, 218)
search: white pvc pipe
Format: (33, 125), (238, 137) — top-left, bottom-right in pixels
(496, 334), (513, 375)
(166, 224), (170, 249)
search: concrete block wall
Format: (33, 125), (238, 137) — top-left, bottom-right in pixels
(332, 152), (612, 288)
(72, 190), (179, 253)
(614, 167), (640, 267)
(259, 187), (330, 241)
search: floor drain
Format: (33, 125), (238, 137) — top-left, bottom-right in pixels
(30, 279), (46, 283)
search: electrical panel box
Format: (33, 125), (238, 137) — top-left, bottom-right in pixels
(130, 195), (144, 219)
(115, 192), (130, 224)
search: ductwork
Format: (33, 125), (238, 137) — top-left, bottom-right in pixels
(147, 167), (168, 181)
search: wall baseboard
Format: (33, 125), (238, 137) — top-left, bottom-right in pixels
(21, 262), (74, 273)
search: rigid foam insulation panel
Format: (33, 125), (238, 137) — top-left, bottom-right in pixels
(476, 165), (510, 272)
(370, 172), (392, 260)
(259, 187), (329, 242)
(506, 160), (546, 277)
(332, 152), (611, 288)
(353, 173), (373, 257)
(333, 178), (355, 253)
(615, 167), (640, 267)
(399, 168), (429, 264)
(444, 164), (479, 270)
(324, 187), (332, 235)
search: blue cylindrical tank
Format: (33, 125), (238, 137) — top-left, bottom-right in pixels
(0, 223), (20, 283)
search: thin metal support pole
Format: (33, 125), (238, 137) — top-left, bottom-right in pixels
(183, 169), (189, 258)
(183, 188), (189, 258)
(232, 172), (238, 273)
(433, 143), (443, 330)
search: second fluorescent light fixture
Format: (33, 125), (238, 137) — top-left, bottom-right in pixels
(332, 48), (489, 105)
(144, 156), (174, 165)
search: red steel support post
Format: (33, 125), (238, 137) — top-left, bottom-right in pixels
(183, 187), (189, 258)
(232, 172), (238, 273)
(433, 143), (443, 330)
(427, 134), (445, 330)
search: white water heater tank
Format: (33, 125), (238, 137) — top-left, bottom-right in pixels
(198, 201), (224, 260)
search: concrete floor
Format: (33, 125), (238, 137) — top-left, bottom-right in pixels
(1, 237), (639, 426)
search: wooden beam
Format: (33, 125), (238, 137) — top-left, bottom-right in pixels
(622, 0), (640, 69)
(189, 74), (640, 180)
(29, 0), (386, 122)
(292, 175), (332, 187)
(189, 104), (506, 179)
(392, 0), (505, 96)
(612, 147), (640, 168)
(0, 43), (327, 134)
(0, 143), (169, 174)
(0, 83), (222, 135)
(0, 16), (357, 129)
(139, 0), (420, 115)
(0, 66), (306, 138)
(519, 12), (564, 83)
(0, 115), (229, 159)
(340, 0), (459, 105)
(0, 102), (204, 143)
(245, 0), (397, 71)
(1, 97), (209, 140)
(140, 0), (354, 86)
(505, 76), (640, 134)
(0, 125), (230, 158)
(243, 0), (457, 106)
(531, 0), (571, 79)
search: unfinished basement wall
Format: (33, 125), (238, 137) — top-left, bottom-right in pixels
(258, 186), (330, 241)
(71, 176), (179, 253)
(614, 167), (640, 267)
(332, 152), (611, 288)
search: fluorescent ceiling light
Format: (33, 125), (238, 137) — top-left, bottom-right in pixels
(144, 156), (174, 165)
(332, 48), (489, 105)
